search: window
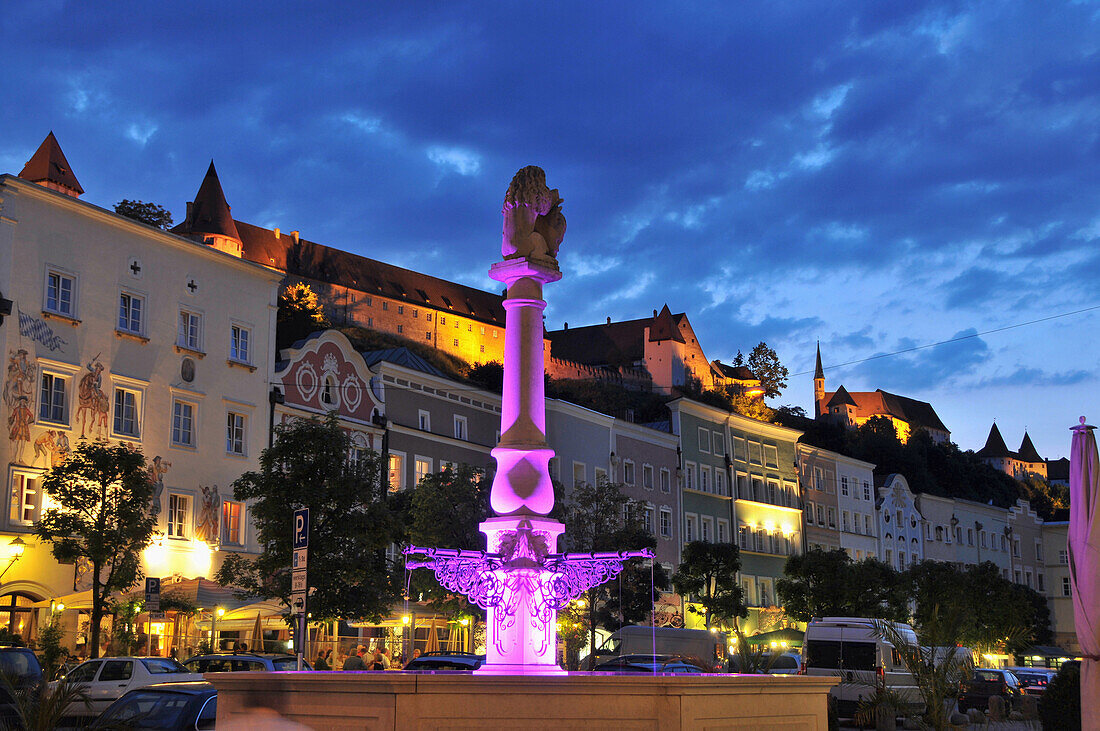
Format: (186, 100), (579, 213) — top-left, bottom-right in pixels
(178, 310), (202, 350)
(425, 313), (431, 322)
(684, 462), (696, 490)
(749, 442), (763, 465)
(827, 507), (836, 528)
(397, 324), (404, 334)
(840, 476), (849, 497)
(805, 500), (816, 524)
(594, 467), (607, 484)
(230, 325), (251, 363)
(742, 577), (756, 605)
(659, 468), (671, 493)
(715, 470), (726, 496)
(117, 292), (144, 334)
(453, 339), (459, 347)
(967, 528), (974, 546)
(767, 479), (778, 504)
(701, 518), (713, 543)
(739, 525), (750, 549)
(226, 412), (246, 455)
(38, 372), (68, 424)
(684, 515), (696, 542)
(698, 427), (710, 453)
(642, 464), (654, 490)
(1059, 549), (1069, 565)
(418, 410), (431, 431)
(382, 301), (389, 310)
(388, 453), (405, 491)
(700, 466), (710, 493)
(764, 445), (779, 468)
(1037, 573), (1045, 592)
(623, 460), (635, 485)
(659, 509), (672, 538)
(713, 431), (724, 456)
(1062, 577), (1071, 597)
(171, 400), (195, 447)
(45, 269), (75, 316)
(643, 507), (654, 535)
(864, 515), (873, 535)
(167, 494), (191, 538)
(816, 505), (825, 525)
(718, 520), (729, 544)
(493, 329), (498, 338)
(813, 467), (824, 491)
(440, 315), (445, 325)
(572, 462), (586, 488)
(842, 511), (850, 532)
(732, 437), (746, 462)
(737, 473), (749, 499)
(414, 309), (419, 319)
(99, 660), (134, 682)
(453, 415), (467, 440)
(752, 476), (764, 501)
(113, 388), (140, 438)
(9, 472), (41, 525)
(863, 482), (871, 501)
(758, 579), (773, 607)
(1013, 539), (1021, 558)
(414, 457), (432, 485)
(935, 526), (943, 542)
(1035, 541), (1044, 561)
(397, 305), (404, 315)
(480, 326), (485, 335)
(222, 501), (243, 545)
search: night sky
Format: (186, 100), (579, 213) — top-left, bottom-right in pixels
(3, 2), (1098, 459)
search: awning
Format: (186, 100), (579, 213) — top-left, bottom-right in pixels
(31, 590), (121, 610)
(747, 628), (805, 646)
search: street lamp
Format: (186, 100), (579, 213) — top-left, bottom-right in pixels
(0, 537), (26, 580)
(211, 607), (225, 651)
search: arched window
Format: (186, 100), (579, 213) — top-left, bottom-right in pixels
(0, 593), (37, 639)
(321, 376), (337, 406)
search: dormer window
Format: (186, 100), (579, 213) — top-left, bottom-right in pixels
(321, 376), (336, 406)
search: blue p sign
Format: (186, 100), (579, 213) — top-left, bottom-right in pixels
(293, 508), (309, 550)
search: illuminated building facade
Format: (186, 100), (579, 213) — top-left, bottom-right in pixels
(976, 423), (1048, 481)
(0, 135), (280, 652)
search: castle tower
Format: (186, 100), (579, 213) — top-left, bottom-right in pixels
(18, 132), (83, 198)
(813, 341), (825, 418)
(176, 161), (243, 257)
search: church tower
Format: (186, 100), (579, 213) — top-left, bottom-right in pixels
(813, 341), (825, 418)
(175, 161), (243, 257)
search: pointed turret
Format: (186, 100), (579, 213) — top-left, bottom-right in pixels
(176, 161), (242, 256)
(19, 132), (83, 197)
(648, 304), (685, 343)
(826, 385), (857, 408)
(813, 341), (825, 418)
(1018, 432), (1043, 464)
(976, 422), (1012, 459)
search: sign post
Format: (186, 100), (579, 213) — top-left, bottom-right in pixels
(144, 577), (160, 656)
(292, 509), (309, 671)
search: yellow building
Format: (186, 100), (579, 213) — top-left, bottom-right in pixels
(0, 135), (280, 655)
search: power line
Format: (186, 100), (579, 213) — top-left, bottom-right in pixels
(793, 303), (1100, 377)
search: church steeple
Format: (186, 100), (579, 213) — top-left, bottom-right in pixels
(813, 341), (825, 418)
(19, 132), (83, 197)
(178, 161), (242, 257)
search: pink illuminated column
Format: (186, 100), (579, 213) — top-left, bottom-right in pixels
(486, 258), (561, 517)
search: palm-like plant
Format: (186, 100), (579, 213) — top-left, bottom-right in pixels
(729, 625), (779, 674)
(868, 611), (973, 731)
(0, 672), (90, 731)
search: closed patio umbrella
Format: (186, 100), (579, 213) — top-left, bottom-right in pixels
(1069, 416), (1100, 731)
(425, 620), (440, 653)
(251, 612), (264, 653)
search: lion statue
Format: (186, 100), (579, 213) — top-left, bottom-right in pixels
(501, 165), (566, 261)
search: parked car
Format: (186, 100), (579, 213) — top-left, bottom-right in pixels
(957, 668), (1025, 712)
(55, 656), (203, 720)
(403, 652), (485, 671)
(183, 652), (312, 673)
(1006, 666), (1057, 696)
(0, 646), (44, 726)
(593, 653), (710, 674)
(90, 681), (216, 730)
(727, 650), (801, 674)
(802, 617), (923, 719)
(586, 627), (727, 669)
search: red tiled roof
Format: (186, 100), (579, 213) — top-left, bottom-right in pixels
(822, 388), (949, 434)
(234, 220), (506, 325)
(546, 308), (690, 367)
(174, 161), (240, 241)
(18, 132), (83, 194)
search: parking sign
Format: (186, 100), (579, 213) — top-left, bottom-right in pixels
(293, 508), (309, 550)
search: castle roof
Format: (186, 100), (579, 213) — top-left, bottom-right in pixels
(712, 360), (757, 382)
(1017, 432), (1043, 463)
(649, 304), (686, 343)
(234, 220), (506, 325)
(826, 385), (857, 407)
(820, 388), (949, 435)
(976, 422), (1013, 459)
(19, 132), (83, 195)
(175, 161), (240, 242)
(1046, 457), (1070, 482)
(546, 307), (691, 367)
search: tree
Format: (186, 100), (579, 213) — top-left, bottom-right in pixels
(561, 479), (668, 668)
(746, 342), (789, 399)
(35, 441), (156, 658)
(216, 414), (400, 622)
(113, 199), (173, 229)
(778, 549), (909, 623)
(465, 361), (503, 393)
(277, 282), (330, 349)
(402, 464), (491, 613)
(672, 541), (746, 630)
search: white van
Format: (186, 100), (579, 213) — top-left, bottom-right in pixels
(588, 627), (727, 670)
(802, 617), (922, 719)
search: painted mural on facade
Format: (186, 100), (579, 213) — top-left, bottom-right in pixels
(147, 456), (171, 516)
(33, 429), (71, 468)
(4, 348), (37, 464)
(77, 355), (109, 438)
(195, 485), (221, 543)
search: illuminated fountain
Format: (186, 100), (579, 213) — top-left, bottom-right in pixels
(405, 166), (651, 675)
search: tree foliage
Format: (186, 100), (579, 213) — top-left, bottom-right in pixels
(35, 441), (156, 658)
(277, 282), (330, 349)
(747, 342), (789, 399)
(671, 540), (746, 629)
(465, 361), (503, 393)
(777, 549), (909, 623)
(400, 464), (491, 613)
(561, 479), (668, 668)
(215, 414), (400, 622)
(113, 199), (174, 229)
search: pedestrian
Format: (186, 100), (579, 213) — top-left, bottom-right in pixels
(342, 645), (367, 671)
(315, 650), (330, 671)
(369, 650), (384, 671)
(378, 646), (392, 670)
(404, 648), (422, 668)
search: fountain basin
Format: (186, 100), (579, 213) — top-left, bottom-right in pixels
(208, 671), (837, 729)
